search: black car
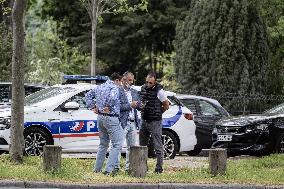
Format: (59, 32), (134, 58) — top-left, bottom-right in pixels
(0, 82), (47, 109)
(177, 94), (230, 156)
(212, 102), (284, 156)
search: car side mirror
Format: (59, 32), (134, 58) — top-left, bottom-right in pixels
(64, 101), (80, 111)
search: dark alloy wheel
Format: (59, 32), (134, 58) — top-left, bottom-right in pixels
(162, 130), (178, 159)
(275, 133), (284, 153)
(24, 127), (53, 156)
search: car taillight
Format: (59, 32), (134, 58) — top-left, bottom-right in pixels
(184, 113), (193, 120)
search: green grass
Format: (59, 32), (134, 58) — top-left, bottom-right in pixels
(0, 154), (284, 185)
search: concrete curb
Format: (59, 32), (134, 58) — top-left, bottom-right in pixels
(0, 180), (283, 189)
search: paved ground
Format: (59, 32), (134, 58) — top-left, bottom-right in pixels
(62, 151), (256, 170)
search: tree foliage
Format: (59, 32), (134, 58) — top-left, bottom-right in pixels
(96, 0), (191, 83)
(40, 0), (191, 83)
(259, 0), (284, 94)
(25, 0), (90, 85)
(174, 0), (269, 95)
(0, 21), (12, 81)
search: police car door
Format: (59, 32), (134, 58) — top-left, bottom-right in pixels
(58, 91), (99, 152)
(195, 99), (222, 149)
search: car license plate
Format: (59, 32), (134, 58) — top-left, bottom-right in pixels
(217, 135), (232, 141)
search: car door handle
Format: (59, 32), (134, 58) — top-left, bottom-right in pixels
(48, 118), (60, 121)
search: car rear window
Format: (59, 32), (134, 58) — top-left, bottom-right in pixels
(167, 96), (182, 106)
(179, 99), (197, 115)
(0, 85), (10, 103)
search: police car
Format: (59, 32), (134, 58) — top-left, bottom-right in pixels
(0, 76), (196, 159)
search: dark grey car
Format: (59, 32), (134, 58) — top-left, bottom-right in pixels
(0, 82), (47, 109)
(177, 94), (230, 156)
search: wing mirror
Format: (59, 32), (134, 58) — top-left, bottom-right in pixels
(64, 101), (80, 111)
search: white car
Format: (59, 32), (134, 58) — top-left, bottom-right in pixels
(0, 81), (196, 159)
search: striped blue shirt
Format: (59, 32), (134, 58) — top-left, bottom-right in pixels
(85, 80), (120, 116)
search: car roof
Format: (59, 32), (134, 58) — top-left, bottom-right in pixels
(176, 94), (222, 107)
(53, 83), (95, 91)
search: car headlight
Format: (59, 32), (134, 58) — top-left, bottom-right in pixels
(0, 117), (11, 129)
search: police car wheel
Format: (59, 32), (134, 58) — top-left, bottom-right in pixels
(24, 127), (53, 156)
(275, 133), (284, 153)
(162, 130), (178, 159)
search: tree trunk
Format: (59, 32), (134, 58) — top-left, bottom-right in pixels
(209, 148), (227, 176)
(10, 0), (27, 164)
(91, 0), (98, 76)
(43, 145), (62, 172)
(129, 146), (148, 178)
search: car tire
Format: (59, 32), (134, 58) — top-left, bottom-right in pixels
(24, 127), (53, 156)
(186, 147), (202, 156)
(275, 133), (284, 153)
(162, 130), (178, 159)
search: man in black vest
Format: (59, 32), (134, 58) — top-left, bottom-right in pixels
(139, 72), (169, 173)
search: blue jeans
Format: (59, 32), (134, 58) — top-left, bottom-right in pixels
(115, 121), (137, 170)
(124, 121), (137, 170)
(94, 115), (123, 173)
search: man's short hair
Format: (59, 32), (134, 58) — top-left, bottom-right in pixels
(123, 71), (134, 77)
(147, 71), (157, 80)
(110, 72), (122, 81)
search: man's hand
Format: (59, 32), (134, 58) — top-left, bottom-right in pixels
(162, 100), (169, 113)
(131, 101), (138, 108)
(103, 107), (110, 113)
(92, 107), (98, 114)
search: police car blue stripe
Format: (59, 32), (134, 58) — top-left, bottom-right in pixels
(162, 108), (182, 128)
(24, 108), (181, 138)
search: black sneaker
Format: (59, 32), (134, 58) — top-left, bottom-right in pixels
(154, 168), (163, 174)
(111, 168), (120, 176)
(103, 171), (110, 176)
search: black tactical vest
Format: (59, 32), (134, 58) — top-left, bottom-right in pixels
(140, 83), (163, 121)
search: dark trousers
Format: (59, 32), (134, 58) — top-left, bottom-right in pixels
(139, 120), (163, 171)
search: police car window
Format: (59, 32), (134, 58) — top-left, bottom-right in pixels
(24, 86), (44, 96)
(179, 99), (197, 116)
(199, 100), (220, 116)
(25, 87), (75, 106)
(0, 85), (10, 102)
(167, 96), (182, 106)
(68, 92), (88, 109)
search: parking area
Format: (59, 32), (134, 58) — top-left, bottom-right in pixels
(61, 152), (257, 170)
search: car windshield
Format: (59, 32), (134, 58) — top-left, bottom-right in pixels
(265, 103), (284, 114)
(25, 87), (75, 106)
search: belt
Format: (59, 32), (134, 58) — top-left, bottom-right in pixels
(99, 113), (119, 117)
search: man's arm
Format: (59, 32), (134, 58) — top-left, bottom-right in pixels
(119, 87), (132, 112)
(85, 88), (96, 110)
(157, 89), (169, 113)
(131, 89), (142, 111)
(162, 100), (169, 113)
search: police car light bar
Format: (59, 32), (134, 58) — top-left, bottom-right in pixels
(63, 75), (109, 84)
